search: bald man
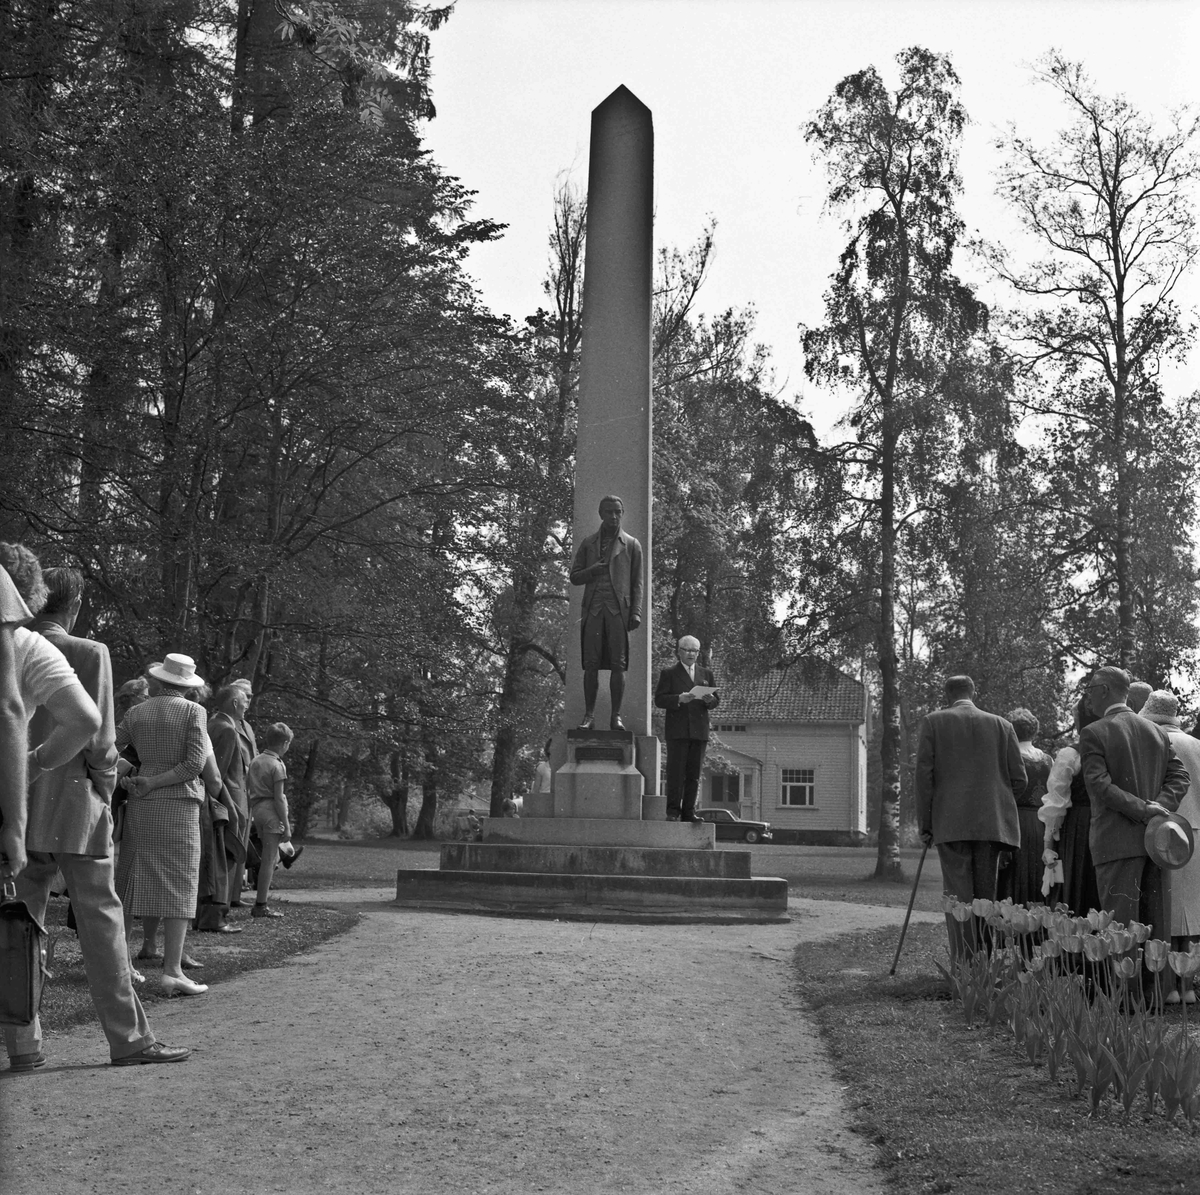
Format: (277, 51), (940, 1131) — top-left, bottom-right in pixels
(654, 636), (719, 822)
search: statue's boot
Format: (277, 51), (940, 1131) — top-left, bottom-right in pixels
(610, 715), (626, 731)
(578, 711), (595, 730)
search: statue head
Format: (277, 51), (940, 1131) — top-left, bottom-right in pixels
(598, 495), (624, 534)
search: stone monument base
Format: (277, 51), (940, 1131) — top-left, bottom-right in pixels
(394, 835), (789, 923)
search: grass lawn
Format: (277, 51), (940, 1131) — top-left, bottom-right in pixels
(795, 923), (1200, 1195)
(271, 835), (441, 889)
(37, 896), (358, 1035)
(757, 843), (946, 913)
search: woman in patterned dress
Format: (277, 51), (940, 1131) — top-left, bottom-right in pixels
(998, 707), (1053, 906)
(115, 654), (210, 997)
(1040, 698), (1102, 916)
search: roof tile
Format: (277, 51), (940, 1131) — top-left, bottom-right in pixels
(717, 658), (865, 723)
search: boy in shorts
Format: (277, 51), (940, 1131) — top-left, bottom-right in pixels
(246, 723), (299, 919)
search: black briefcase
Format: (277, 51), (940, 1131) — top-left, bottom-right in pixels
(0, 881), (49, 1027)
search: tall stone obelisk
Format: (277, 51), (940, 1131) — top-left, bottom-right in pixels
(563, 86), (657, 798)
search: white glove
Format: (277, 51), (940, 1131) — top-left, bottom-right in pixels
(1042, 848), (1059, 866)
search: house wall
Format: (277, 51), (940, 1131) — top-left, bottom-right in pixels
(707, 722), (865, 832)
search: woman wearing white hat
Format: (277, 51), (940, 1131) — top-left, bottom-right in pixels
(1141, 689), (1200, 1004)
(114, 654), (211, 997)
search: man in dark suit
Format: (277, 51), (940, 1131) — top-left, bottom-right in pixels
(209, 682), (257, 912)
(569, 495), (643, 731)
(1080, 666), (1188, 977)
(8, 563), (188, 1067)
(916, 675), (1025, 963)
(654, 636), (719, 822)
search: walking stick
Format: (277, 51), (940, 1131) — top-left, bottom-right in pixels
(889, 844), (929, 977)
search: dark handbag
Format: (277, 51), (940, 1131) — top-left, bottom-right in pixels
(0, 881), (50, 1027)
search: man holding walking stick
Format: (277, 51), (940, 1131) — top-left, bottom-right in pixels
(915, 676), (1026, 965)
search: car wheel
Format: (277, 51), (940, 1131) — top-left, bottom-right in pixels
(744, 829), (760, 844)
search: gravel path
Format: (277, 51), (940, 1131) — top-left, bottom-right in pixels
(1, 894), (939, 1194)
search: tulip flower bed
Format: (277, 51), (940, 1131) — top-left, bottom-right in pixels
(940, 897), (1200, 1124)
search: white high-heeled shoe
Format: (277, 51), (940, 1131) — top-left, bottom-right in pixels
(160, 973), (208, 998)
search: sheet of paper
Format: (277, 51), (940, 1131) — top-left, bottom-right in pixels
(689, 686), (717, 699)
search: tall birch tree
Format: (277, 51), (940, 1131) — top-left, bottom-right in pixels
(803, 47), (992, 880)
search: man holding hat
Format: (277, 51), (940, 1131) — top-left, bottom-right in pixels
(1080, 666), (1189, 996)
(1140, 689), (1200, 1003)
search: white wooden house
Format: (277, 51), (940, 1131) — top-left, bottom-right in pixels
(699, 658), (869, 843)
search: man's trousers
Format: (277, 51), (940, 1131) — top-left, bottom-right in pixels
(1096, 854), (1171, 993)
(3, 852), (154, 1061)
(665, 739), (707, 821)
(936, 840), (1002, 965)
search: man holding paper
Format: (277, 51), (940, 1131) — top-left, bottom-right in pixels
(654, 636), (719, 822)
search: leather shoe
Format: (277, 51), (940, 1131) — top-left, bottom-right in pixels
(578, 713), (595, 730)
(160, 974), (208, 998)
(204, 924), (243, 934)
(112, 1042), (191, 1066)
(229, 900), (246, 908)
(251, 904), (284, 919)
(181, 954), (203, 969)
(610, 716), (626, 731)
(9, 1051), (46, 1072)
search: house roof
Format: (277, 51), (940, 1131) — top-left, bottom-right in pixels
(716, 658), (865, 723)
(706, 737), (763, 767)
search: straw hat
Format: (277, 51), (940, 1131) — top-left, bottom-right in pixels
(1145, 812), (1195, 871)
(147, 653), (205, 689)
(1140, 690), (1181, 728)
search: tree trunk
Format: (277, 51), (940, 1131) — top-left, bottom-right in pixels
(874, 421), (904, 881)
(383, 747), (410, 837)
(489, 560), (538, 816)
(411, 775), (438, 839)
(289, 738), (320, 839)
(1112, 365), (1135, 668)
(411, 724), (439, 839)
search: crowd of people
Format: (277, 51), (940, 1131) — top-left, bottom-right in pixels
(918, 669), (1200, 1005)
(0, 542), (302, 1072)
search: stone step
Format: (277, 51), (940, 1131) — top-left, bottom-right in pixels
(483, 817), (714, 849)
(441, 842), (752, 879)
(394, 868), (788, 923)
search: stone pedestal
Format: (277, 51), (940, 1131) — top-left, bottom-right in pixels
(553, 730), (642, 820)
(395, 840), (789, 923)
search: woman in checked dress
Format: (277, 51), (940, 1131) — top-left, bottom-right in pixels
(115, 653), (210, 997)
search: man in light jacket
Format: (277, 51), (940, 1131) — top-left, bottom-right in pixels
(916, 675), (1026, 963)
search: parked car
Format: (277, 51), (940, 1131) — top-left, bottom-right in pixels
(695, 808), (773, 844)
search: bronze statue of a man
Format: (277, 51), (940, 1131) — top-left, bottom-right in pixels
(569, 495), (643, 731)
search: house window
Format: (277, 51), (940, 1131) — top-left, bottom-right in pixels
(781, 768), (815, 807)
(715, 724), (747, 732)
(710, 774), (741, 804)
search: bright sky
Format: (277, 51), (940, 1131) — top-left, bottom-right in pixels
(422, 0), (1200, 433)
